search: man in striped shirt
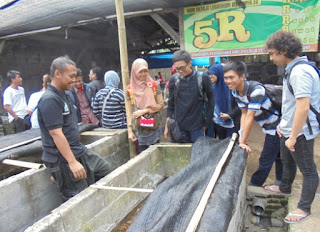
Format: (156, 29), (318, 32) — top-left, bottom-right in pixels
(224, 60), (282, 187)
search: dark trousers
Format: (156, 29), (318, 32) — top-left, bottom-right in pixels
(279, 135), (319, 213)
(181, 129), (205, 143)
(250, 133), (282, 187)
(44, 149), (111, 200)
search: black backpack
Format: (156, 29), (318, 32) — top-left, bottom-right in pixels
(247, 81), (282, 116)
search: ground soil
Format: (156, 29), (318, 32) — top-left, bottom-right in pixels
(246, 121), (320, 193)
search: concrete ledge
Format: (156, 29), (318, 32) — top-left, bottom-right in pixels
(0, 129), (129, 232)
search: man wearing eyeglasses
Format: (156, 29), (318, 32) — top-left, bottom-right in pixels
(164, 50), (214, 143)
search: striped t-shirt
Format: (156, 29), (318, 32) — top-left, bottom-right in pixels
(92, 87), (127, 129)
(232, 81), (280, 135)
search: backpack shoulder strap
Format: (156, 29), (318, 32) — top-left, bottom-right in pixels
(246, 81), (262, 101)
(102, 88), (116, 116)
(197, 71), (204, 100)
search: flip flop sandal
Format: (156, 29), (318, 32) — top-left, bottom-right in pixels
(284, 213), (312, 224)
(263, 185), (291, 195)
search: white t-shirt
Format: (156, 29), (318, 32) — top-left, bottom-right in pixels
(3, 86), (27, 123)
(27, 90), (44, 128)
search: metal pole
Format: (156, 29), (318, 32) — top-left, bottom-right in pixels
(115, 0), (137, 158)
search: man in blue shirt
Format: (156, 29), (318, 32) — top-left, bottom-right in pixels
(224, 60), (282, 188)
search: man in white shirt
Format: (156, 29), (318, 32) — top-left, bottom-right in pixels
(27, 74), (52, 128)
(3, 70), (27, 134)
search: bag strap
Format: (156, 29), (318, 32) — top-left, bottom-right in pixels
(102, 88), (116, 117)
(285, 60), (320, 134)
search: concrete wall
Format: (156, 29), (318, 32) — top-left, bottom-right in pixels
(0, 128), (129, 232)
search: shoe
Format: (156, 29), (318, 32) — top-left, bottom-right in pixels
(284, 212), (311, 224)
(263, 185), (291, 195)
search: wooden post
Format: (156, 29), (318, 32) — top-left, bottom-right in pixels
(115, 0), (137, 158)
(178, 8), (185, 50)
(185, 133), (238, 232)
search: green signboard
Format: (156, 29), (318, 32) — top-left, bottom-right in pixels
(184, 0), (320, 58)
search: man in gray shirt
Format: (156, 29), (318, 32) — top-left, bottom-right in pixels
(265, 30), (320, 224)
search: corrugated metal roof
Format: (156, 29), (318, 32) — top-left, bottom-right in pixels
(0, 0), (217, 39)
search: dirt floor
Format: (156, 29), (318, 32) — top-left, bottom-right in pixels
(246, 121), (320, 194)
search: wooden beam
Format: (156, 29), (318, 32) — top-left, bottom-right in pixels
(178, 8), (185, 50)
(115, 0), (137, 158)
(2, 159), (44, 169)
(150, 13), (180, 43)
(0, 136), (41, 153)
(185, 133), (238, 232)
(80, 131), (118, 136)
(91, 185), (153, 193)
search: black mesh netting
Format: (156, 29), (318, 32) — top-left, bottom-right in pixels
(128, 136), (247, 232)
(0, 124), (98, 162)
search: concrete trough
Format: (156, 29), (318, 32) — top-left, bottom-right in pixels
(24, 143), (248, 232)
(0, 128), (129, 232)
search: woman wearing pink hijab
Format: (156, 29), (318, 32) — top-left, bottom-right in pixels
(127, 58), (164, 153)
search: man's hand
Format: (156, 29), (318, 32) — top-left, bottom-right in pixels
(285, 137), (296, 152)
(276, 125), (282, 138)
(68, 160), (87, 179)
(220, 113), (230, 121)
(164, 125), (170, 139)
(239, 143), (252, 153)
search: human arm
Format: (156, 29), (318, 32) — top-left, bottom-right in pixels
(132, 92), (164, 118)
(49, 128), (87, 179)
(239, 108), (256, 153)
(285, 97), (310, 151)
(126, 99), (137, 142)
(4, 105), (19, 120)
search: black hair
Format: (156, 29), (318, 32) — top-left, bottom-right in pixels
(50, 55), (76, 77)
(7, 70), (20, 82)
(172, 50), (192, 64)
(223, 60), (247, 77)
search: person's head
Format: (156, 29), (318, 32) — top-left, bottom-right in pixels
(104, 70), (120, 88)
(207, 64), (224, 84)
(265, 30), (302, 66)
(73, 68), (83, 89)
(50, 56), (77, 91)
(131, 58), (149, 81)
(89, 66), (103, 81)
(223, 60), (247, 91)
(42, 74), (52, 89)
(7, 70), (22, 86)
(172, 50), (193, 77)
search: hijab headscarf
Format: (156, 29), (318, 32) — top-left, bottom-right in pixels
(130, 58), (157, 110)
(104, 70), (120, 89)
(207, 64), (233, 114)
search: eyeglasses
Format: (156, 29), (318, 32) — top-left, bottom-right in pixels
(174, 64), (188, 71)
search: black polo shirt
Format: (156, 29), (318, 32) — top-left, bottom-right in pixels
(38, 85), (86, 163)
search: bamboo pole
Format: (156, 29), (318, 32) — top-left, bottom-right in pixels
(185, 133), (238, 232)
(115, 0), (137, 158)
(0, 136), (41, 153)
(91, 184), (153, 193)
(2, 159), (44, 169)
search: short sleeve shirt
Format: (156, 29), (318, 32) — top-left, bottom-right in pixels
(232, 81), (280, 135)
(38, 85), (86, 163)
(27, 90), (44, 128)
(3, 86), (27, 122)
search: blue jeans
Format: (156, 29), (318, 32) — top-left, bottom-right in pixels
(250, 133), (282, 187)
(279, 135), (319, 213)
(181, 129), (205, 143)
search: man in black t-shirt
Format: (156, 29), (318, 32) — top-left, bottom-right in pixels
(164, 50), (214, 143)
(38, 56), (110, 200)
